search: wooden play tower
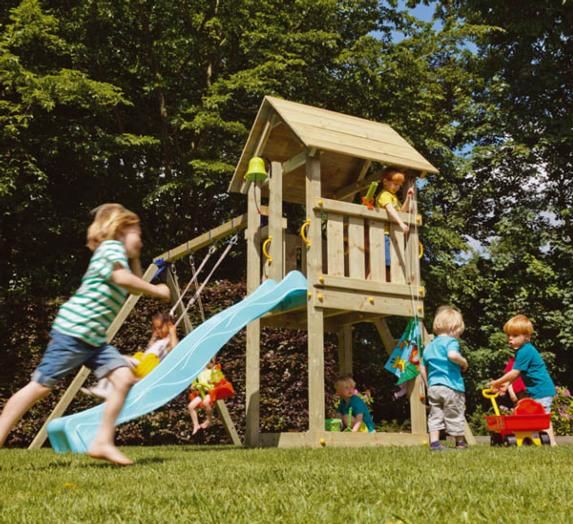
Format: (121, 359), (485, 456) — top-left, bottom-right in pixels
(229, 97), (439, 448)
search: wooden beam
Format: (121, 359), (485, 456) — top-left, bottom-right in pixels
(155, 214), (248, 263)
(312, 288), (418, 318)
(335, 170), (380, 201)
(282, 151), (306, 175)
(316, 198), (421, 226)
(258, 430), (426, 448)
(316, 275), (424, 299)
(372, 318), (396, 355)
(215, 400), (242, 446)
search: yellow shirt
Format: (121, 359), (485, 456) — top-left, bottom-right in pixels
(377, 190), (401, 233)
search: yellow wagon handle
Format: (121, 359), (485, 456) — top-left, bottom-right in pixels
(419, 241), (424, 259)
(482, 388), (500, 416)
(300, 219), (311, 248)
(262, 236), (272, 262)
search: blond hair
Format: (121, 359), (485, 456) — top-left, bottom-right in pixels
(380, 167), (406, 185)
(433, 306), (465, 338)
(503, 315), (534, 337)
(335, 374), (356, 390)
(86, 203), (140, 251)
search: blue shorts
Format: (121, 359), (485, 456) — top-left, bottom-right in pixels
(385, 235), (391, 266)
(535, 396), (554, 414)
(32, 330), (128, 388)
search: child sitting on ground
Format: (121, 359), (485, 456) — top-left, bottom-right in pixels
(420, 305), (468, 451)
(188, 360), (234, 435)
(83, 311), (178, 399)
(490, 314), (557, 446)
(334, 375), (375, 432)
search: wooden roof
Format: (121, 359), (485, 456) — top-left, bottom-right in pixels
(229, 96), (438, 199)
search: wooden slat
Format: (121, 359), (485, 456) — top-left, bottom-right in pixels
(267, 161), (284, 281)
(267, 97), (437, 169)
(258, 430), (427, 448)
(368, 221), (386, 282)
(347, 217), (365, 279)
(302, 136), (436, 173)
(293, 120), (424, 160)
(313, 288), (416, 318)
(389, 225), (407, 284)
(316, 198), (420, 226)
(337, 325), (353, 374)
(326, 214), (344, 276)
(317, 274), (424, 299)
(215, 400), (242, 446)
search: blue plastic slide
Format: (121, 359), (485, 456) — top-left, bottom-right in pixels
(47, 271), (307, 453)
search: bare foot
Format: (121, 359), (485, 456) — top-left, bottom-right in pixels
(200, 420), (210, 430)
(192, 425), (201, 435)
(88, 443), (134, 466)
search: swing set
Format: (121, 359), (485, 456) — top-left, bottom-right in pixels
(29, 216), (248, 450)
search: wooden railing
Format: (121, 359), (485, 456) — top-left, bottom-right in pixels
(314, 198), (421, 286)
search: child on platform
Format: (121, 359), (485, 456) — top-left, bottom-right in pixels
(420, 306), (468, 451)
(82, 311), (178, 399)
(490, 315), (557, 445)
(334, 375), (375, 432)
(377, 167), (415, 271)
(188, 360), (234, 435)
(0, 203), (171, 465)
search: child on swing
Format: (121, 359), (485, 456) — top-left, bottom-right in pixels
(0, 203), (171, 465)
(82, 311), (178, 399)
(187, 359), (234, 435)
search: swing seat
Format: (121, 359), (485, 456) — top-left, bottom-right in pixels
(210, 379), (235, 402)
(133, 352), (160, 378)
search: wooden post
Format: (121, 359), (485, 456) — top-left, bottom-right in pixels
(168, 267), (241, 446)
(306, 151), (325, 440)
(245, 182), (262, 447)
(267, 161), (283, 281)
(29, 263), (158, 449)
(337, 325), (353, 375)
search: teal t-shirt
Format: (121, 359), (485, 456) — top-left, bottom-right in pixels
(421, 335), (465, 392)
(513, 342), (556, 398)
(336, 395), (375, 432)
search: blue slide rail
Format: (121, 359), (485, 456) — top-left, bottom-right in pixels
(48, 271), (307, 453)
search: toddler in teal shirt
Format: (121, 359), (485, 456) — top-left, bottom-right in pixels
(490, 314), (557, 446)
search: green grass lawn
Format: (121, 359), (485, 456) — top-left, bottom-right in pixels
(1, 445), (572, 523)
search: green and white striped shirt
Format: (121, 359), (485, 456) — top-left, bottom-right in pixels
(53, 240), (130, 346)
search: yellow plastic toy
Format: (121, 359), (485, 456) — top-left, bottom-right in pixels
(132, 352), (160, 378)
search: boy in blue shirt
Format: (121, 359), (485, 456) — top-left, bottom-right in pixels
(490, 314), (557, 446)
(335, 375), (375, 432)
(420, 306), (468, 451)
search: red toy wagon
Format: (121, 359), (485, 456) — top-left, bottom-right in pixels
(482, 389), (551, 447)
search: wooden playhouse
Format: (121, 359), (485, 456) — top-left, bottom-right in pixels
(229, 96), (440, 448)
